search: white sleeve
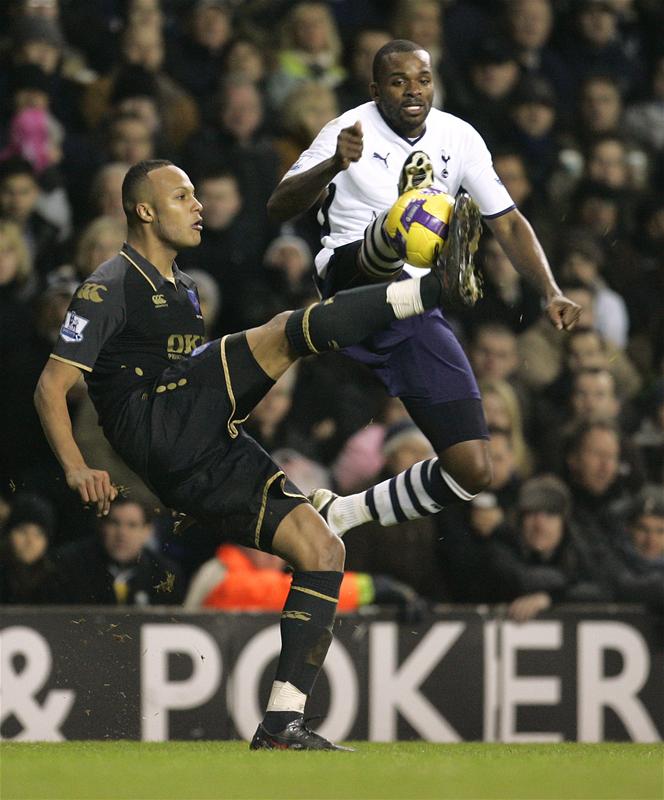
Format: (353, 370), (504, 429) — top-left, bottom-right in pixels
(461, 125), (516, 218)
(282, 116), (344, 181)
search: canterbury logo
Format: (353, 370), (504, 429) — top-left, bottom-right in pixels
(281, 610), (311, 622)
(152, 294), (168, 307)
(76, 283), (107, 303)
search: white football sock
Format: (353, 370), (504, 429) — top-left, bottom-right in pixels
(266, 680), (307, 714)
(325, 494), (373, 537)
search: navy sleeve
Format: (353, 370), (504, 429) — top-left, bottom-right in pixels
(51, 278), (125, 372)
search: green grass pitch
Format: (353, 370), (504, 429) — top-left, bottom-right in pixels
(1, 741), (662, 800)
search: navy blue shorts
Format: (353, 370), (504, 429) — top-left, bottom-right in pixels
(112, 333), (307, 551)
(320, 241), (489, 451)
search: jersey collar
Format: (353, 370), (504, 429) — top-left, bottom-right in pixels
(120, 242), (186, 291)
(374, 103), (427, 147)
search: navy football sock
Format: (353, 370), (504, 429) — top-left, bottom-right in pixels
(263, 570), (342, 733)
(285, 275), (442, 357)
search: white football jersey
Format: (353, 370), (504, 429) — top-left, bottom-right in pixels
(283, 101), (515, 277)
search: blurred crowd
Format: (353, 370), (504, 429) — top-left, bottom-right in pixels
(0, 0), (663, 621)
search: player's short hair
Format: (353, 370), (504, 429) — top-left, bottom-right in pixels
(372, 39), (426, 83)
(121, 159), (173, 224)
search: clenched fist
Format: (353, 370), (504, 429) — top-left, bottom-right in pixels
(545, 294), (582, 331)
(333, 120), (363, 170)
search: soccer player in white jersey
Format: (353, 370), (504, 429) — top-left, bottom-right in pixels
(268, 40), (581, 536)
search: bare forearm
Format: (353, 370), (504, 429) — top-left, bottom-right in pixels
(34, 379), (86, 472)
(488, 210), (561, 301)
(267, 157), (340, 223)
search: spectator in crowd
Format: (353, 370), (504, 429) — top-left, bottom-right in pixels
(220, 36), (270, 89)
(561, 0), (643, 96)
(244, 366), (320, 460)
(631, 379), (664, 484)
(435, 425), (524, 602)
(82, 21), (199, 150)
(507, 76), (560, 192)
(50, 215), (125, 284)
(182, 77), (279, 223)
(391, 0), (447, 108)
(335, 28), (391, 113)
(167, 0), (234, 102)
(492, 150), (556, 254)
(54, 497), (185, 605)
(106, 66), (171, 156)
(577, 74), (623, 142)
(563, 419), (637, 537)
(7, 14), (86, 129)
(487, 474), (610, 622)
(478, 378), (534, 478)
(553, 326), (641, 403)
(450, 38), (520, 150)
(557, 231), (630, 348)
(268, 1), (346, 107)
(1, 65), (73, 237)
(624, 53), (664, 153)
(104, 112), (155, 167)
(0, 492), (62, 604)
(516, 281), (598, 391)
(539, 366), (646, 479)
(0, 219), (38, 316)
(274, 81), (339, 178)
(0, 156), (59, 273)
(504, 0), (572, 103)
(87, 162), (129, 222)
(469, 322), (520, 383)
(183, 268), (222, 339)
(176, 167), (269, 332)
(260, 234), (318, 314)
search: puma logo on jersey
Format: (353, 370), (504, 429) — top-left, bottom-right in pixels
(76, 283), (107, 303)
(373, 151), (390, 168)
(152, 293), (168, 307)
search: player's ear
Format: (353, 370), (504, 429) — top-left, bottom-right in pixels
(369, 82), (379, 102)
(135, 202), (153, 223)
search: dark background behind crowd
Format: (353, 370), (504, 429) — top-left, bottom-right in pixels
(1, 0), (663, 621)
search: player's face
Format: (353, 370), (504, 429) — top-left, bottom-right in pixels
(147, 165), (203, 250)
(371, 50), (433, 136)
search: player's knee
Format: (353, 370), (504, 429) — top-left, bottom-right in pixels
(460, 454), (492, 495)
(440, 447), (493, 497)
(304, 524), (345, 572)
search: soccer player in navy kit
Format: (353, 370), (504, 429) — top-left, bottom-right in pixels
(269, 40), (581, 535)
(35, 159), (456, 750)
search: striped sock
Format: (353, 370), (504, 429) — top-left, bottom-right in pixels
(326, 459), (479, 535)
(358, 211), (404, 280)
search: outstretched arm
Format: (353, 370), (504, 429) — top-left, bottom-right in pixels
(34, 358), (117, 516)
(267, 121), (364, 224)
(486, 208), (581, 331)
